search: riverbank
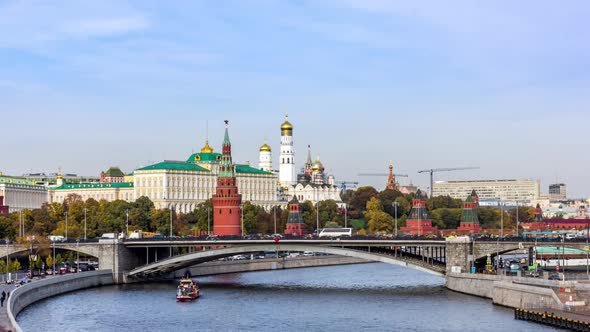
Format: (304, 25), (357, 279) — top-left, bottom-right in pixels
(5, 271), (114, 332)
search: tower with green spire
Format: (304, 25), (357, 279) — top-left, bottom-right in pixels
(457, 194), (481, 234)
(212, 120), (243, 236)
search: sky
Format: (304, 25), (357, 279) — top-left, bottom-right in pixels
(1, 0), (589, 197)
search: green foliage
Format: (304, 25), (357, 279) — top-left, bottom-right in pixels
(35, 257), (43, 270)
(0, 260), (5, 274)
(55, 254), (63, 266)
(46, 255), (53, 268)
(348, 186), (378, 218)
(349, 219), (366, 230)
(365, 197), (393, 233)
(9, 259), (21, 272)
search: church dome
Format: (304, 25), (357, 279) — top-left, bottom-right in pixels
(200, 140), (214, 153)
(260, 143), (271, 152)
(281, 113), (293, 135)
(312, 157), (324, 172)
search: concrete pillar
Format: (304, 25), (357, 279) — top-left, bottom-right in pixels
(445, 237), (471, 274)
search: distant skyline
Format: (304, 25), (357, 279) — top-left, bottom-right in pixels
(1, 1), (589, 197)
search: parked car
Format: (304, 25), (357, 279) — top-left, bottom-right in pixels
(548, 273), (561, 280)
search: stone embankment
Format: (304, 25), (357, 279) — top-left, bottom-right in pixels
(166, 255), (369, 279)
(445, 272), (585, 310)
(5, 270), (114, 332)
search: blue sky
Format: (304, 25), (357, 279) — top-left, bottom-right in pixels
(1, 0), (589, 197)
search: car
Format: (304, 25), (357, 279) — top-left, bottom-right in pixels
(303, 251), (314, 257)
(45, 269), (54, 275)
(206, 235), (219, 241)
(527, 271), (540, 278)
(548, 273), (561, 280)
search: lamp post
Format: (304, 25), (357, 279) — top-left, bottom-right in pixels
(5, 238), (9, 282)
(316, 201), (320, 235)
(516, 201), (519, 237)
(64, 211), (69, 241)
(207, 206), (211, 235)
(76, 239), (80, 273)
(500, 203), (504, 238)
(125, 209), (129, 238)
(273, 206), (277, 235)
(393, 202), (399, 237)
(344, 203), (348, 229)
(241, 204), (244, 236)
(83, 208), (87, 241)
(52, 240), (56, 276)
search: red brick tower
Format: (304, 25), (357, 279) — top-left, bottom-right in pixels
(400, 190), (437, 236)
(212, 121), (242, 236)
(534, 203), (543, 222)
(457, 195), (481, 234)
(285, 196), (305, 236)
(386, 162), (397, 191)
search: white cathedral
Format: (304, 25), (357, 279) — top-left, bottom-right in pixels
(258, 114), (342, 205)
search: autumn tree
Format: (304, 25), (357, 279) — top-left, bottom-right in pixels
(365, 197), (393, 233)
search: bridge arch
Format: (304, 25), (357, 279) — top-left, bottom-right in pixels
(128, 244), (445, 279)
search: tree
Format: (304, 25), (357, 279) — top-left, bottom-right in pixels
(55, 254), (63, 266)
(365, 197), (393, 233)
(10, 259), (21, 273)
(46, 255), (53, 268)
(35, 257), (43, 271)
(0, 260), (5, 276)
(349, 186), (378, 218)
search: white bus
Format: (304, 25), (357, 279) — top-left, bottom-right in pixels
(318, 228), (352, 238)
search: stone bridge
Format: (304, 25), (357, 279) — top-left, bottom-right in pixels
(2, 238), (587, 283)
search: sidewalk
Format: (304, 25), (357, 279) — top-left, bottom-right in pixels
(0, 284), (16, 332)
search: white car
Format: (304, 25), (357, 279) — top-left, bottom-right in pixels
(303, 251), (314, 257)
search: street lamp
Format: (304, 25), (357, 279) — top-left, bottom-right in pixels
(5, 238), (9, 282)
(516, 202), (519, 238)
(344, 203), (348, 229)
(52, 240), (56, 276)
(316, 201), (320, 235)
(207, 206), (211, 235)
(76, 239), (80, 273)
(64, 211), (69, 241)
(240, 204), (244, 236)
(83, 207), (88, 241)
(273, 206), (277, 235)
(125, 209), (130, 237)
(393, 202), (399, 237)
(500, 202), (504, 238)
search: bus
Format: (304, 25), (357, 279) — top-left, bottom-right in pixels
(318, 228), (352, 238)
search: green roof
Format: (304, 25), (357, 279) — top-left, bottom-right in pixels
(186, 152), (222, 163)
(536, 246), (588, 254)
(236, 164), (273, 175)
(103, 167), (125, 177)
(0, 175), (37, 186)
(136, 161), (210, 172)
(53, 182), (134, 190)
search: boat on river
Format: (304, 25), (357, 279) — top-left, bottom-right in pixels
(176, 278), (200, 301)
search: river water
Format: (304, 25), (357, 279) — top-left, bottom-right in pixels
(17, 263), (557, 331)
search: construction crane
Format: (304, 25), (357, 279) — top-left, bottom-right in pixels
(358, 173), (409, 177)
(417, 167), (480, 198)
(335, 181), (359, 192)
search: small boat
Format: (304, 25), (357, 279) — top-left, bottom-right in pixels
(176, 278), (200, 302)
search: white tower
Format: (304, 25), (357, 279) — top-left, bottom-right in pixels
(258, 141), (272, 172)
(279, 113), (295, 186)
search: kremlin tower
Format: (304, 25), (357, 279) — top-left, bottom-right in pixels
(212, 121), (243, 236)
(258, 141), (272, 172)
(386, 162), (397, 191)
(457, 194), (481, 234)
(400, 190), (437, 236)
(284, 196), (306, 236)
(279, 114), (295, 186)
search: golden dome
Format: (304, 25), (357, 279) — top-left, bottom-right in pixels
(200, 140), (214, 153)
(259, 143), (271, 152)
(312, 156), (324, 172)
(281, 113), (293, 135)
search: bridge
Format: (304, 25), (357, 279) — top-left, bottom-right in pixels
(2, 237), (587, 283)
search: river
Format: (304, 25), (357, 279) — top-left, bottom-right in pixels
(17, 263), (558, 331)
